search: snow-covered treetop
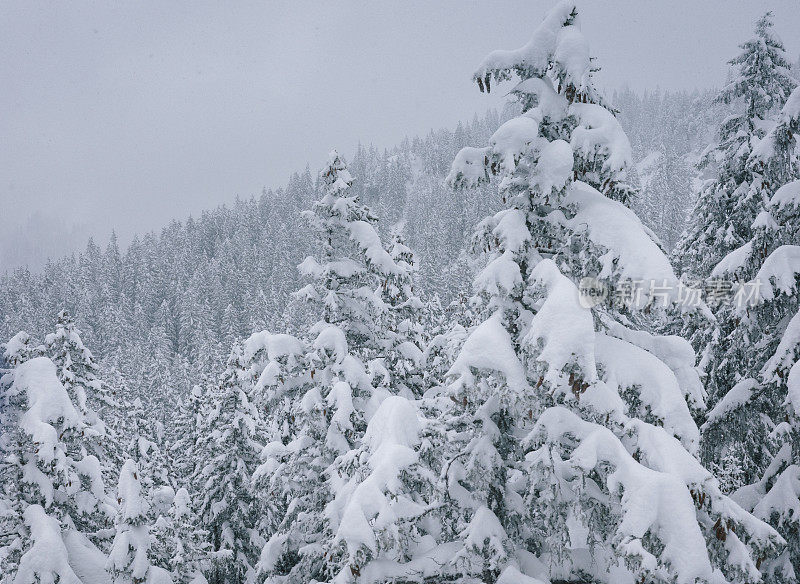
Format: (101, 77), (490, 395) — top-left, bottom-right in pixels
(299, 150), (411, 355)
(717, 12), (796, 119)
(445, 3), (682, 312)
(2, 331), (42, 367)
(44, 310), (99, 372)
(322, 149), (354, 196)
(473, 1), (603, 106)
(457, 1), (635, 201)
(301, 150), (403, 282)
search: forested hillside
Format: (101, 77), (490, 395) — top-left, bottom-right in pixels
(2, 4), (799, 584)
(0, 90), (727, 419)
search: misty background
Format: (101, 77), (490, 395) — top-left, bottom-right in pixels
(3, 0), (800, 271)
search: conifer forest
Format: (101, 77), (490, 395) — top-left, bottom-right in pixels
(2, 2), (800, 584)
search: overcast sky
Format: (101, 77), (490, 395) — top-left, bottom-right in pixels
(2, 0), (799, 269)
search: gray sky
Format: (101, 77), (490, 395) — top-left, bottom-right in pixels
(2, 0), (799, 269)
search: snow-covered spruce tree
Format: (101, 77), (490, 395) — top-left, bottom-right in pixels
(236, 330), (310, 566)
(146, 484), (210, 584)
(644, 142), (693, 252)
(194, 344), (263, 584)
(45, 310), (125, 502)
(168, 385), (206, 485)
(675, 11), (796, 281)
(249, 329), (335, 583)
(295, 149), (404, 358)
(0, 348), (113, 584)
(107, 459), (174, 584)
(703, 87), (800, 581)
(440, 2), (783, 582)
(168, 487), (210, 584)
(45, 311), (104, 421)
(317, 394), (445, 583)
(701, 87), (800, 479)
(2, 332), (42, 368)
(126, 396), (171, 491)
(256, 153), (428, 582)
(377, 227), (426, 398)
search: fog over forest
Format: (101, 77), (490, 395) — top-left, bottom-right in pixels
(3, 0), (800, 270)
(3, 3), (800, 584)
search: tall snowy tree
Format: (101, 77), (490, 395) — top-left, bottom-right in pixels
(107, 459), (175, 584)
(703, 87), (800, 581)
(193, 345), (263, 584)
(256, 152), (411, 582)
(675, 11), (796, 280)
(440, 2), (784, 582)
(295, 149), (403, 356)
(168, 385), (206, 485)
(376, 227), (426, 398)
(45, 310), (125, 492)
(0, 346), (114, 584)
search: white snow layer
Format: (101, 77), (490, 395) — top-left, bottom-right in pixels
(448, 309), (528, 394)
(11, 357), (83, 472)
(754, 245), (800, 300)
(15, 506), (82, 584)
(702, 378), (759, 428)
(595, 333), (699, 451)
(560, 181), (678, 291)
(769, 179), (800, 210)
(473, 1), (581, 83)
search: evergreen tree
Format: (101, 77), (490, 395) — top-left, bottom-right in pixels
(675, 12), (796, 280)
(194, 345), (262, 584)
(169, 385), (206, 485)
(703, 87), (800, 581)
(256, 152), (419, 582)
(296, 149), (400, 355)
(45, 310), (124, 491)
(377, 226), (426, 398)
(319, 395), (442, 583)
(168, 488), (210, 584)
(0, 346), (113, 583)
(107, 459), (174, 584)
(441, 2), (784, 582)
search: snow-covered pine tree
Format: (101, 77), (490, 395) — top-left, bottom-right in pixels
(45, 311), (103, 419)
(2, 332), (42, 368)
(168, 385), (206, 485)
(441, 2), (784, 582)
(675, 11), (796, 281)
(146, 484), (210, 584)
(318, 394), (444, 583)
(377, 226), (426, 398)
(295, 149), (403, 356)
(644, 142), (693, 252)
(168, 488), (210, 584)
(194, 344), (262, 584)
(125, 396), (171, 491)
(107, 459), (174, 584)
(245, 330), (336, 582)
(703, 87), (800, 581)
(0, 345), (113, 584)
(45, 310), (125, 500)
(256, 151), (406, 582)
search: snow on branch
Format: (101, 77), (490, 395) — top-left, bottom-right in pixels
(473, 1), (579, 91)
(447, 310), (528, 396)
